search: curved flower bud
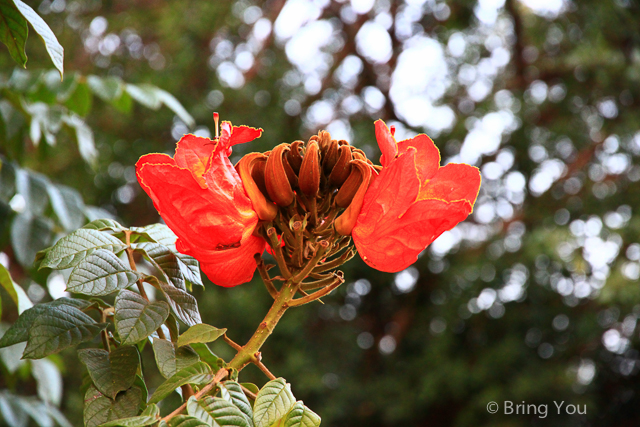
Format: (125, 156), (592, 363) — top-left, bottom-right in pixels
(286, 140), (304, 173)
(335, 163), (364, 208)
(136, 123), (267, 287)
(334, 160), (374, 236)
(236, 153), (278, 221)
(298, 141), (321, 196)
(322, 139), (339, 174)
(265, 143), (295, 207)
(328, 144), (352, 187)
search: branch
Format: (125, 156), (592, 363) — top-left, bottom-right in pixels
(162, 368), (229, 423)
(289, 275), (344, 307)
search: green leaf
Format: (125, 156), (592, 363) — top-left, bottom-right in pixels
(282, 402), (320, 427)
(0, 324), (27, 373)
(22, 304), (107, 359)
(0, 298), (89, 348)
(148, 362), (213, 404)
(219, 381), (254, 427)
(139, 404), (159, 419)
(0, 0), (28, 67)
(99, 414), (158, 427)
(67, 249), (141, 296)
(187, 396), (248, 427)
(135, 242), (186, 290)
(13, 0), (64, 78)
(47, 183), (85, 232)
(155, 88), (195, 127)
(0, 264), (33, 314)
(87, 75), (123, 102)
(41, 228), (127, 270)
(168, 415), (208, 427)
(152, 338), (200, 379)
(65, 81), (92, 116)
(177, 324), (226, 348)
(253, 378), (296, 427)
(150, 279), (201, 327)
(190, 343), (221, 369)
(13, 395), (57, 427)
(10, 212), (53, 268)
(15, 168), (49, 214)
(84, 386), (143, 427)
(83, 218), (125, 232)
(0, 391), (28, 426)
(62, 113), (97, 166)
(31, 358), (63, 405)
(114, 290), (170, 345)
(112, 90), (132, 113)
(125, 84), (161, 109)
(78, 346), (140, 399)
(130, 224), (177, 246)
(175, 253), (203, 288)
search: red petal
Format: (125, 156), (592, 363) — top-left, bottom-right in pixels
(136, 153), (175, 167)
(136, 161), (256, 251)
(230, 125), (263, 146)
(180, 235), (267, 287)
(354, 199), (472, 272)
(375, 119), (397, 167)
(419, 163), (481, 205)
(354, 148), (420, 242)
(174, 134), (218, 188)
(397, 134), (440, 182)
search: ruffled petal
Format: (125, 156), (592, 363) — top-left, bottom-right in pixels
(375, 119), (398, 167)
(397, 134), (440, 182)
(137, 153), (175, 167)
(354, 199), (472, 272)
(230, 125), (263, 146)
(419, 163), (481, 205)
(179, 235), (267, 287)
(136, 161), (253, 251)
(353, 148), (420, 243)
(174, 134), (218, 188)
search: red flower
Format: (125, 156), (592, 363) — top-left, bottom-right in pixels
(351, 120), (481, 273)
(136, 122), (265, 287)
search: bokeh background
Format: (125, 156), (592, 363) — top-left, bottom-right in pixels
(2, 0), (640, 426)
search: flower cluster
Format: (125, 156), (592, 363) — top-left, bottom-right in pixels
(136, 116), (480, 288)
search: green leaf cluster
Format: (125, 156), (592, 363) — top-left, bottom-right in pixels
(0, 0), (63, 77)
(173, 378), (320, 427)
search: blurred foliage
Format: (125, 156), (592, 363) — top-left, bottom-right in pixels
(2, 0), (640, 426)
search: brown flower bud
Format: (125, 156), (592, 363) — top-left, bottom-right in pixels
(236, 153), (278, 221)
(335, 161), (362, 208)
(328, 144), (352, 187)
(334, 160), (374, 236)
(317, 131), (331, 157)
(286, 140), (304, 173)
(265, 143), (295, 206)
(322, 139), (339, 174)
(298, 141), (321, 196)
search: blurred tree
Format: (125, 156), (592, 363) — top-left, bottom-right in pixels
(2, 0), (640, 426)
